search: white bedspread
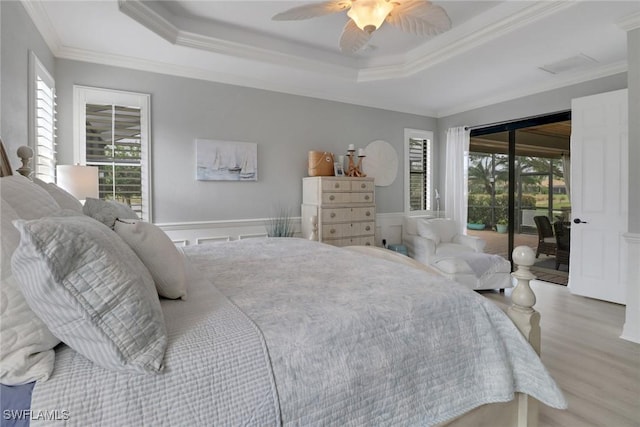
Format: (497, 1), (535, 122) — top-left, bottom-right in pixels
(186, 238), (566, 426)
(30, 238), (566, 426)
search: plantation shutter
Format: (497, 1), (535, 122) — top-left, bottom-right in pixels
(409, 138), (431, 211)
(34, 73), (57, 182)
(85, 103), (143, 218)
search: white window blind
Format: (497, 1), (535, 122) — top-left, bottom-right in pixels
(408, 137), (432, 212)
(29, 52), (56, 183)
(74, 86), (151, 221)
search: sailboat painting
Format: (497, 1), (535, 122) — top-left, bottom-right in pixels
(196, 139), (257, 181)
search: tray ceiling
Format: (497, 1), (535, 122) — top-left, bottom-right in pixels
(23, 0), (640, 116)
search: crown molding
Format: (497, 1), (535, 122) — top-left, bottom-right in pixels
(617, 11), (640, 31)
(436, 60), (627, 118)
(20, 0), (62, 54)
(358, 0), (579, 82)
(118, 0), (355, 80)
(55, 45), (436, 117)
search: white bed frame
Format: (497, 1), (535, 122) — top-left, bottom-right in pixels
(2, 143), (543, 427)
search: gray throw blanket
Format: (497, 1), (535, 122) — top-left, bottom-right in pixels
(449, 252), (508, 278)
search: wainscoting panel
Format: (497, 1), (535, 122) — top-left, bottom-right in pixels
(157, 213), (411, 247)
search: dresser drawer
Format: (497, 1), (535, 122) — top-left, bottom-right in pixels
(353, 221), (375, 235)
(351, 180), (374, 192)
(351, 206), (375, 220)
(351, 192), (373, 203)
(322, 179), (350, 192)
(331, 236), (375, 247)
(321, 208), (351, 223)
(322, 192), (351, 204)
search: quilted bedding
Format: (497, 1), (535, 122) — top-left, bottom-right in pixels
(30, 238), (566, 426)
(186, 238), (566, 426)
(30, 269), (280, 426)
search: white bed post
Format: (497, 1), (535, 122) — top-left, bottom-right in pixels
(16, 145), (34, 179)
(508, 245), (540, 427)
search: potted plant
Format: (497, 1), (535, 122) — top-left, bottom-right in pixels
(496, 218), (508, 233)
(466, 213), (486, 230)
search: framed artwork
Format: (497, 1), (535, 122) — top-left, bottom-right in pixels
(334, 162), (344, 176)
(196, 139), (257, 181)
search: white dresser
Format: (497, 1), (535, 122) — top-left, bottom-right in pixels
(301, 177), (375, 247)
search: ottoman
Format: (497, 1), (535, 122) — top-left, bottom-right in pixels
(430, 253), (513, 290)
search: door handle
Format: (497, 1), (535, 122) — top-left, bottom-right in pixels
(573, 218), (588, 224)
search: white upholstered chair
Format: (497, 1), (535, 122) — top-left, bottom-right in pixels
(402, 217), (512, 290)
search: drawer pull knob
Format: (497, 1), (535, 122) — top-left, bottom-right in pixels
(329, 195), (335, 201)
(361, 183), (366, 188)
(330, 229), (336, 234)
(366, 211), (371, 217)
(365, 226), (370, 231)
(330, 212), (336, 218)
(335, 183), (340, 188)
(365, 242), (371, 246)
(364, 195), (370, 200)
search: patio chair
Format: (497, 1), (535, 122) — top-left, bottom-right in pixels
(533, 216), (556, 258)
(553, 221), (570, 270)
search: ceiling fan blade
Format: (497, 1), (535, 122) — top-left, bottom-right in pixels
(385, 0), (451, 36)
(272, 1), (351, 21)
(339, 19), (372, 53)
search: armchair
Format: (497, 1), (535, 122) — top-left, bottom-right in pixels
(402, 217), (485, 266)
(402, 217), (511, 291)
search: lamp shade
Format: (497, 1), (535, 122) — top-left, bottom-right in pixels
(56, 165), (99, 201)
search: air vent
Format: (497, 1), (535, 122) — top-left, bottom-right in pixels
(539, 54), (598, 75)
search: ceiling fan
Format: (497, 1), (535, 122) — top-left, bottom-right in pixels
(272, 0), (451, 53)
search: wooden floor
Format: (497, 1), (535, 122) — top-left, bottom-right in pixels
(483, 282), (640, 427)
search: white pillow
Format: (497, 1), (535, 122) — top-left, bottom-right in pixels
(32, 177), (83, 213)
(114, 219), (187, 300)
(12, 215), (167, 374)
(0, 200), (60, 385)
(416, 219), (441, 245)
(0, 275), (60, 385)
(0, 175), (60, 219)
(83, 197), (139, 228)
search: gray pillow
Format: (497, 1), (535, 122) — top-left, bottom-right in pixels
(11, 215), (167, 374)
(83, 197), (139, 228)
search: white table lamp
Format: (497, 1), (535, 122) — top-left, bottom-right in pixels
(56, 165), (99, 202)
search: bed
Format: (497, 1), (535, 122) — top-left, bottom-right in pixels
(0, 141), (566, 426)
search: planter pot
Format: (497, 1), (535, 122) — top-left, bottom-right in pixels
(496, 224), (508, 233)
(467, 223), (485, 230)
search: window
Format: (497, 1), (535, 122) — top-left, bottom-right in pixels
(404, 129), (433, 215)
(29, 52), (56, 182)
(74, 86), (151, 221)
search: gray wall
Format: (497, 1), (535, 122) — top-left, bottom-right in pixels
(0, 1), (55, 157)
(55, 59), (434, 222)
(435, 73), (628, 212)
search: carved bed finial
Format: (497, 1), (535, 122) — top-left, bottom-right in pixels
(16, 145), (34, 178)
(508, 245), (541, 355)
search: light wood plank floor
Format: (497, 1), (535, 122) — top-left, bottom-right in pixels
(483, 281), (640, 427)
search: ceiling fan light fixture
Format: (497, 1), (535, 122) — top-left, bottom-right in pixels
(347, 0), (394, 33)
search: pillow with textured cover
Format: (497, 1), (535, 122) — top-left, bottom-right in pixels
(32, 177), (83, 213)
(114, 219), (188, 300)
(11, 215), (167, 374)
(0, 199), (60, 385)
(83, 197), (139, 228)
